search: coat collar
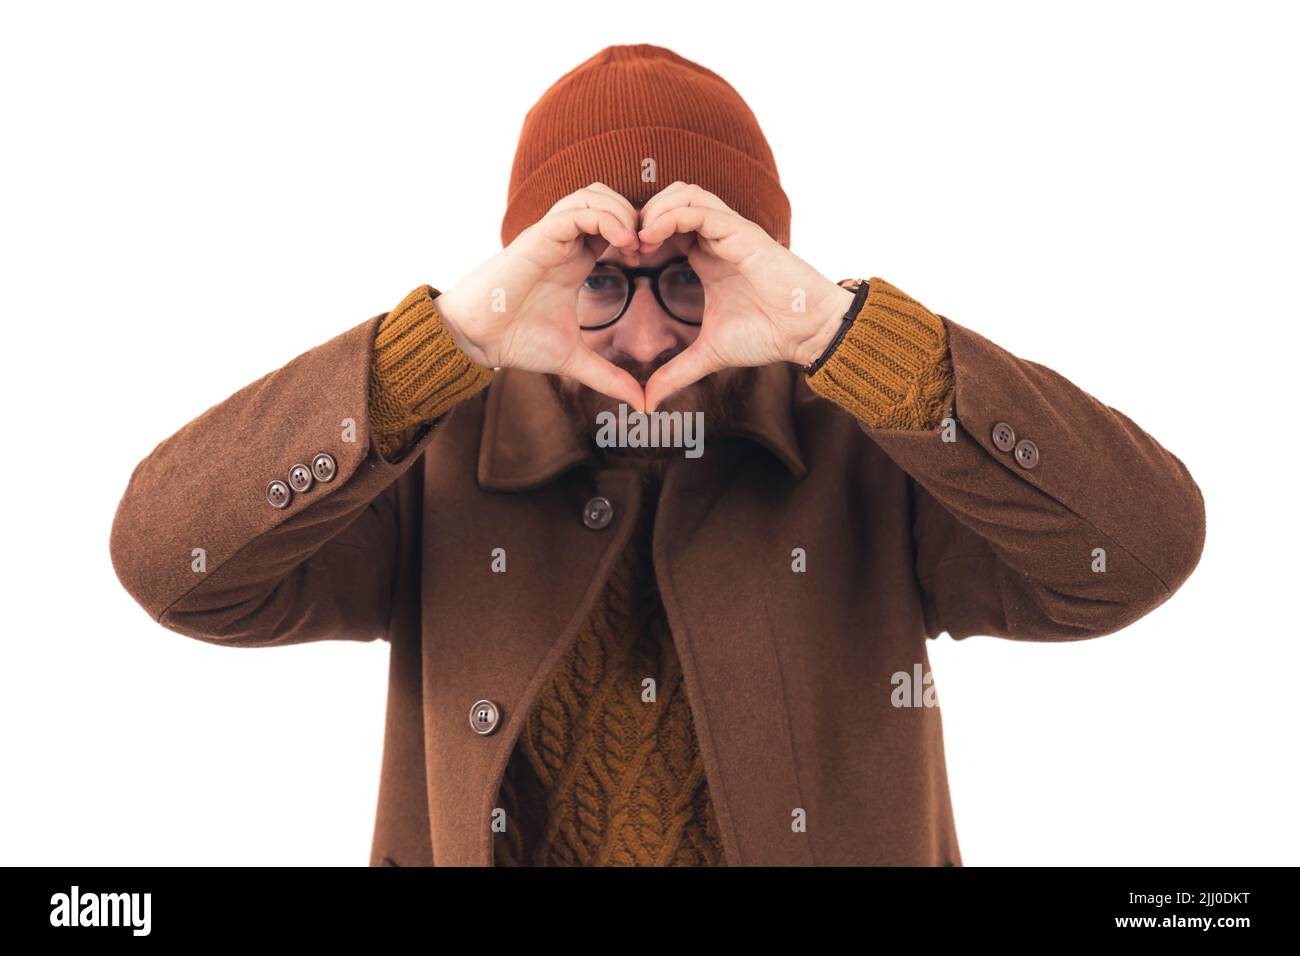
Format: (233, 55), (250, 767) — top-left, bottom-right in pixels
(477, 363), (808, 491)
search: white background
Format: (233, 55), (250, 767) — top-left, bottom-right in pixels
(1, 0), (1295, 866)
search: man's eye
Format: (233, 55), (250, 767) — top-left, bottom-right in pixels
(584, 275), (610, 290)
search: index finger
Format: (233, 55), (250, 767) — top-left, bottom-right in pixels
(640, 182), (732, 238)
(584, 182), (642, 240)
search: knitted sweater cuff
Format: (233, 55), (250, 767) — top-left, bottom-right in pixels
(805, 277), (955, 431)
(369, 284), (495, 461)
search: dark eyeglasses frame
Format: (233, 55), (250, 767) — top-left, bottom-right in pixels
(578, 255), (704, 331)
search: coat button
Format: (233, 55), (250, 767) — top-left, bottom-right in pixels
(311, 452), (337, 482)
(582, 496), (614, 530)
(287, 463), (314, 493)
(1013, 438), (1040, 469)
(991, 421), (1016, 452)
(469, 699), (501, 735)
(266, 479), (292, 509)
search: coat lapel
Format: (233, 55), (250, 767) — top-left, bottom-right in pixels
(476, 362), (808, 490)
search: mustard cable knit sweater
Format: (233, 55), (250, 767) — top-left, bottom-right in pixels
(492, 449), (727, 865)
(366, 276), (955, 865)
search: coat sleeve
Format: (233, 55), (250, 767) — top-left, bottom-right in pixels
(109, 284), (493, 648)
(806, 276), (1206, 642)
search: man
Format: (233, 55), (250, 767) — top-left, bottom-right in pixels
(109, 43), (1205, 866)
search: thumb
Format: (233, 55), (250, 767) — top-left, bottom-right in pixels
(644, 343), (717, 413)
(563, 346), (646, 413)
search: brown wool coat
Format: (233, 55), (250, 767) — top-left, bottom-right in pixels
(109, 299), (1205, 866)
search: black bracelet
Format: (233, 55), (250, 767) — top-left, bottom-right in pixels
(803, 280), (870, 376)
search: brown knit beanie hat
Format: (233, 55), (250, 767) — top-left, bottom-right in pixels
(500, 43), (791, 250)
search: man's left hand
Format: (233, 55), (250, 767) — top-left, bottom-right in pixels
(636, 181), (856, 411)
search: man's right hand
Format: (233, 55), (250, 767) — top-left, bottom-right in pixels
(432, 182), (647, 411)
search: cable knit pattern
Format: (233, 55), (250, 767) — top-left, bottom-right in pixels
(368, 285), (496, 462)
(493, 454), (727, 866)
(807, 277), (955, 431)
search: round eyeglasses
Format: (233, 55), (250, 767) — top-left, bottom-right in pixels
(577, 255), (705, 330)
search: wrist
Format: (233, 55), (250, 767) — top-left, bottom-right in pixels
(431, 288), (492, 367)
(792, 283), (857, 367)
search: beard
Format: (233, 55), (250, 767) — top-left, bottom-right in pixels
(546, 358), (748, 460)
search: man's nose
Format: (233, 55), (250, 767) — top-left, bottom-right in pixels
(610, 278), (681, 363)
